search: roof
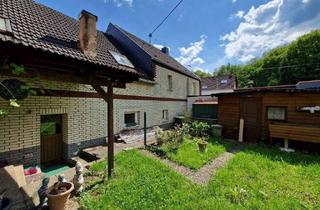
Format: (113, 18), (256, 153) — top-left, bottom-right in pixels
(0, 0), (139, 75)
(112, 24), (200, 80)
(201, 75), (236, 91)
(212, 81), (320, 96)
(193, 97), (218, 105)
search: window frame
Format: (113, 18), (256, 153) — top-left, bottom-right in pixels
(167, 75), (173, 92)
(0, 17), (13, 35)
(124, 111), (140, 127)
(162, 109), (169, 122)
(266, 106), (287, 122)
(192, 82), (197, 95)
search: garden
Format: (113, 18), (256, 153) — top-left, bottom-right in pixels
(78, 121), (320, 209)
(149, 121), (239, 170)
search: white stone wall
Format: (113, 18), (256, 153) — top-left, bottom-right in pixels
(0, 64), (199, 153)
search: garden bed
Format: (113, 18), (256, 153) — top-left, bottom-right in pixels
(148, 138), (237, 170)
(80, 147), (320, 209)
(147, 121), (240, 170)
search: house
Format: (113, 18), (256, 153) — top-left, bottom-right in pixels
(214, 80), (320, 150)
(201, 75), (236, 95)
(186, 75), (235, 120)
(0, 0), (200, 167)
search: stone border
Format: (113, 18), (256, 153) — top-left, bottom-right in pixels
(140, 150), (238, 185)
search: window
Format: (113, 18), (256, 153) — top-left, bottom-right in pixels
(124, 112), (140, 127)
(162, 110), (169, 121)
(221, 79), (228, 84)
(193, 82), (197, 95)
(0, 17), (12, 34)
(267, 107), (287, 121)
(40, 115), (62, 135)
(168, 75), (173, 91)
(109, 50), (134, 68)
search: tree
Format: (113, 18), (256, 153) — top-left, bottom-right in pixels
(214, 30), (320, 88)
(194, 69), (212, 78)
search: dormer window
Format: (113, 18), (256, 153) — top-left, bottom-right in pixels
(0, 17), (13, 35)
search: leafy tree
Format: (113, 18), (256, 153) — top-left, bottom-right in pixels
(214, 30), (320, 88)
(193, 69), (212, 78)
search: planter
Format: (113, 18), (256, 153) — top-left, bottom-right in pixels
(47, 182), (74, 210)
(198, 142), (208, 153)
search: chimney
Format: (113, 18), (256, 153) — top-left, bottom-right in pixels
(79, 10), (98, 57)
(161, 46), (170, 55)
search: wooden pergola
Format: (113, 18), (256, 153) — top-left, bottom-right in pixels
(0, 42), (139, 177)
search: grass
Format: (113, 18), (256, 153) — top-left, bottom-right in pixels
(162, 138), (227, 170)
(207, 145), (320, 209)
(80, 144), (320, 210)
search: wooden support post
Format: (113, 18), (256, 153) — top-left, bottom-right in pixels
(92, 85), (114, 178)
(107, 86), (114, 178)
(144, 112), (147, 148)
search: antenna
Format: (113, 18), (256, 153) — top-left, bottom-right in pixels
(148, 0), (184, 44)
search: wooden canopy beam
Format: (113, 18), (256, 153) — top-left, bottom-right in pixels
(92, 85), (114, 178)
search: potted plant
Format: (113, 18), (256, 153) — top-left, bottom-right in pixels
(196, 137), (208, 153)
(47, 181), (74, 210)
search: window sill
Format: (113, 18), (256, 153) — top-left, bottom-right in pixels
(125, 124), (140, 129)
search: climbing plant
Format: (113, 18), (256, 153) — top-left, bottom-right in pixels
(0, 58), (35, 116)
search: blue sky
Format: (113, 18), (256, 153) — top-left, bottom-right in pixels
(36, 0), (320, 73)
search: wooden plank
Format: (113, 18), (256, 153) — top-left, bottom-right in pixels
(269, 123), (320, 143)
(13, 165), (26, 188)
(238, 119), (244, 142)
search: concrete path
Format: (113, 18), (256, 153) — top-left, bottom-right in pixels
(140, 150), (236, 185)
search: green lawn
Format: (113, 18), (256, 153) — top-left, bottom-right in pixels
(161, 138), (227, 170)
(80, 145), (320, 210)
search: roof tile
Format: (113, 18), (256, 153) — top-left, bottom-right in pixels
(0, 0), (139, 75)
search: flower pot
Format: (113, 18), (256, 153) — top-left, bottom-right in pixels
(47, 182), (74, 210)
(198, 142), (208, 153)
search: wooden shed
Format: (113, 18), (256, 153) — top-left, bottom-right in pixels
(214, 81), (320, 147)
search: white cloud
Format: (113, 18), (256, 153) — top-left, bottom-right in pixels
(221, 0), (320, 62)
(153, 44), (171, 52)
(104, 0), (133, 7)
(235, 10), (245, 18)
(229, 10), (245, 20)
(302, 0), (311, 4)
(232, 0), (237, 3)
(176, 35), (207, 67)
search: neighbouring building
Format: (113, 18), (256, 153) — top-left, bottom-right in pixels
(201, 75), (236, 95)
(0, 0), (200, 166)
(214, 80), (320, 150)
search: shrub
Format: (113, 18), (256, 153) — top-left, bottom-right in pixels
(158, 126), (184, 152)
(190, 121), (211, 138)
(155, 127), (165, 146)
(180, 123), (191, 139)
(182, 109), (191, 123)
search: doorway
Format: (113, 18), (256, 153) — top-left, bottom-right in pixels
(240, 97), (262, 142)
(40, 114), (63, 165)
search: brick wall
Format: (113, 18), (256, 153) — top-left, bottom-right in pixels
(0, 64), (199, 165)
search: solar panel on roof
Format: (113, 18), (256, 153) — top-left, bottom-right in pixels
(109, 50), (134, 68)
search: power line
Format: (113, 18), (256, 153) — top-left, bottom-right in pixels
(149, 0), (184, 43)
(255, 63), (320, 71)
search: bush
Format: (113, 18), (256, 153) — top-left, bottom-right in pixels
(190, 121), (211, 138)
(182, 110), (191, 124)
(156, 126), (184, 152)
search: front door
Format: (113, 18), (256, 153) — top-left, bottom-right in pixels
(240, 97), (262, 142)
(40, 115), (63, 164)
